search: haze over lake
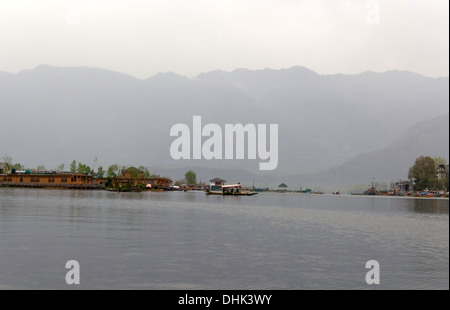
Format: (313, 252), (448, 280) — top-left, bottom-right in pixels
(1, 1), (448, 292)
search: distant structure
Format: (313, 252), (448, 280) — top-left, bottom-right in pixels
(437, 164), (447, 180)
(208, 178), (227, 191)
(278, 183), (288, 192)
(209, 178), (227, 187)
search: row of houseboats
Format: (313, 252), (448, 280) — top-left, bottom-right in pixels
(352, 186), (448, 198)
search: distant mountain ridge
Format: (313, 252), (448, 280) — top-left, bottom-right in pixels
(1, 65), (448, 186)
(284, 114), (449, 188)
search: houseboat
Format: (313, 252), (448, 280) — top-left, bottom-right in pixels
(0, 172), (105, 189)
(205, 178), (257, 196)
(0, 169), (172, 191)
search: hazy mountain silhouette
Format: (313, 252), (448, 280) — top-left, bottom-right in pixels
(285, 114), (449, 188)
(1, 65), (448, 184)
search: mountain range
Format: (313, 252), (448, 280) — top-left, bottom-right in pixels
(0, 65), (448, 187)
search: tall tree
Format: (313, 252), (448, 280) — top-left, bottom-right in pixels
(185, 170), (197, 185)
(138, 166), (150, 178)
(93, 156), (98, 171)
(2, 155), (12, 173)
(107, 164), (120, 177)
(77, 163), (91, 174)
(70, 160), (77, 173)
(408, 156), (437, 191)
(56, 163), (65, 172)
(97, 166), (105, 176)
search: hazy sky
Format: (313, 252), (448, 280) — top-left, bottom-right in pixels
(0, 0), (448, 78)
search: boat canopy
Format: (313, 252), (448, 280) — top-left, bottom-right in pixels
(222, 184), (241, 188)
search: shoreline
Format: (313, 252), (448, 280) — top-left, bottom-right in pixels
(1, 186), (448, 200)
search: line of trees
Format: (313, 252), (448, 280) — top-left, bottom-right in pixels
(1, 155), (157, 180)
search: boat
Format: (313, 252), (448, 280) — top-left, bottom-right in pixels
(415, 189), (435, 198)
(205, 178), (258, 196)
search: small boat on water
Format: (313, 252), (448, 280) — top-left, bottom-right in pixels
(414, 189), (437, 198)
(205, 178), (257, 196)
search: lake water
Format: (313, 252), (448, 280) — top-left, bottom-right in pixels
(0, 188), (448, 290)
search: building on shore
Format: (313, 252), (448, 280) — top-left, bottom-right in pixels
(437, 164), (448, 180)
(277, 183), (288, 192)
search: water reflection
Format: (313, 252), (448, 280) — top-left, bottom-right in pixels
(0, 188), (448, 289)
(408, 198), (449, 214)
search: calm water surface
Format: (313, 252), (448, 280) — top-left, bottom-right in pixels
(0, 188), (448, 290)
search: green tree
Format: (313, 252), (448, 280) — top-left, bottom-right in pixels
(185, 170), (197, 185)
(138, 166), (150, 178)
(408, 156), (438, 191)
(37, 165), (46, 172)
(174, 179), (186, 187)
(56, 163), (65, 172)
(12, 163), (25, 171)
(107, 164), (120, 177)
(2, 155), (12, 173)
(70, 160), (77, 173)
(97, 166), (105, 176)
(77, 163), (92, 175)
(123, 166), (141, 179)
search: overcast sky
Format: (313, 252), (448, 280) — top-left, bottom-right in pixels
(0, 0), (448, 79)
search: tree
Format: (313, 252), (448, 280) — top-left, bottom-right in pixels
(107, 164), (120, 177)
(56, 163), (65, 172)
(408, 156), (437, 191)
(97, 166), (105, 176)
(93, 156), (98, 171)
(123, 166), (142, 179)
(37, 165), (46, 172)
(174, 179), (186, 187)
(138, 166), (150, 178)
(70, 160), (77, 173)
(77, 163), (92, 175)
(12, 163), (25, 171)
(433, 157), (448, 167)
(2, 155), (12, 173)
(185, 170), (197, 185)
